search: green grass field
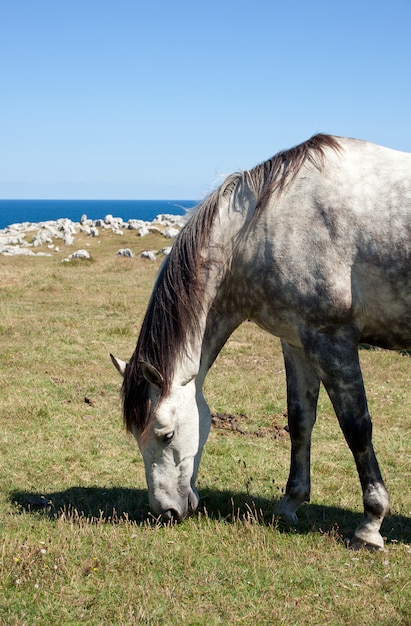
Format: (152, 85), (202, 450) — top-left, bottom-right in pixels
(0, 227), (410, 624)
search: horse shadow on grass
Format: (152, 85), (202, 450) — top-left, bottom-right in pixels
(10, 486), (411, 545)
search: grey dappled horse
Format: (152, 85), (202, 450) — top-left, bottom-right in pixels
(112, 134), (411, 549)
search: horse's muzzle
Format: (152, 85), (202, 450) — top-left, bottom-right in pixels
(157, 487), (199, 523)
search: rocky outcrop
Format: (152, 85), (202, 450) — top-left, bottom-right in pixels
(0, 213), (187, 258)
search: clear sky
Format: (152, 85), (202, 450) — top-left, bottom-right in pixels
(1, 0), (411, 200)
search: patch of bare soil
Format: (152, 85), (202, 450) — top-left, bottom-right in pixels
(211, 411), (289, 440)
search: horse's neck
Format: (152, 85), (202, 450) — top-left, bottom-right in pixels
(174, 303), (239, 389)
(193, 193), (254, 385)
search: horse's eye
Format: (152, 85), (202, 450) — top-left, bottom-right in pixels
(163, 431), (174, 443)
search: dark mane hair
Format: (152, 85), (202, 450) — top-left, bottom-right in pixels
(122, 133), (341, 433)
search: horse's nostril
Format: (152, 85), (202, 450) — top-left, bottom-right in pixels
(162, 508), (181, 522)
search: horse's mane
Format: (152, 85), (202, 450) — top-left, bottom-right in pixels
(122, 133), (341, 434)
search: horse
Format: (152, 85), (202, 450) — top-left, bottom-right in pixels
(111, 134), (411, 549)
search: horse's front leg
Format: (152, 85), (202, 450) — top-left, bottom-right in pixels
(276, 341), (320, 524)
(302, 329), (390, 550)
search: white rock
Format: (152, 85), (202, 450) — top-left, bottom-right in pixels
(153, 213), (188, 227)
(159, 247), (172, 256)
(32, 229), (54, 247)
(141, 250), (157, 261)
(67, 249), (91, 260)
(0, 246), (52, 257)
(148, 226), (162, 235)
(163, 227), (180, 239)
(57, 219), (77, 235)
(0, 235), (25, 245)
(127, 219), (148, 230)
(138, 226), (149, 237)
(117, 248), (134, 257)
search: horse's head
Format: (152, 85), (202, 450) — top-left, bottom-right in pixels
(111, 354), (211, 521)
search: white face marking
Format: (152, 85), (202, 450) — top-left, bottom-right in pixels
(135, 378), (211, 521)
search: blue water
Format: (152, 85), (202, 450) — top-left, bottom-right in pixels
(0, 199), (197, 230)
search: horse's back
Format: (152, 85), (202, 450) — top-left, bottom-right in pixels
(239, 137), (411, 350)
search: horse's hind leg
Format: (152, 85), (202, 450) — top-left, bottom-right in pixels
(276, 341), (320, 524)
(301, 329), (390, 550)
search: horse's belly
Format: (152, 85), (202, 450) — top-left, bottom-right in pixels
(360, 317), (411, 350)
(360, 328), (411, 350)
(356, 268), (411, 350)
(251, 266), (411, 351)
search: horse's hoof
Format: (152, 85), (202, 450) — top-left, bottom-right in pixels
(349, 532), (385, 551)
(273, 503), (299, 526)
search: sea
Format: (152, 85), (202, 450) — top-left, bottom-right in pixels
(0, 199), (197, 230)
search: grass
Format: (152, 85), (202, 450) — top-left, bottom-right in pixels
(0, 227), (410, 624)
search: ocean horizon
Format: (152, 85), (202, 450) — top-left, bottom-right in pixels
(0, 199), (197, 230)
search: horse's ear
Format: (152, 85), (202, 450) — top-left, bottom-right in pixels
(140, 361), (164, 389)
(110, 354), (128, 377)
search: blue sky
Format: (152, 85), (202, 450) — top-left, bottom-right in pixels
(1, 0), (410, 200)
